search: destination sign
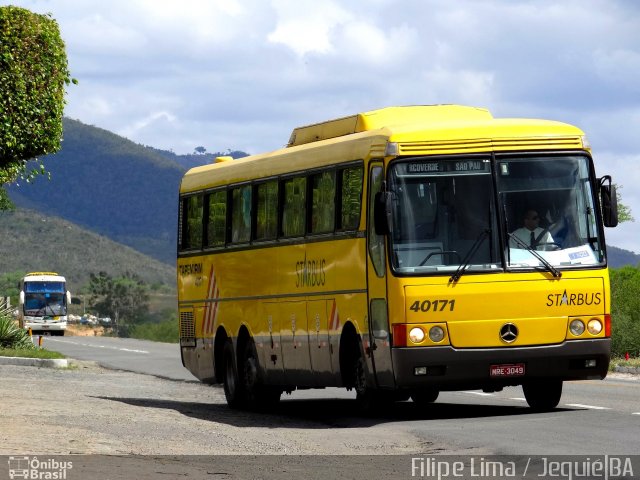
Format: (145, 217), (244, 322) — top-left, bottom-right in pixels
(403, 160), (490, 175)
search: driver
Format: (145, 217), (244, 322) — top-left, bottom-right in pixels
(510, 208), (554, 249)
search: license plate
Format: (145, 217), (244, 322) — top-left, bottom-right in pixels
(490, 363), (525, 377)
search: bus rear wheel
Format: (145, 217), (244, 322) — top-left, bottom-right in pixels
(223, 340), (246, 409)
(523, 380), (563, 411)
(241, 340), (281, 410)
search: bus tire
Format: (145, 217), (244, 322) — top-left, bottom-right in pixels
(352, 346), (390, 412)
(523, 380), (562, 411)
(410, 388), (439, 405)
(223, 340), (245, 409)
(241, 339), (281, 410)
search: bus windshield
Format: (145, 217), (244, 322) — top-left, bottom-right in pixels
(387, 155), (604, 275)
(388, 158), (500, 274)
(499, 155), (604, 269)
(23, 281), (67, 316)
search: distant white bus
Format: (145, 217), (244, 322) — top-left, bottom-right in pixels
(18, 272), (71, 336)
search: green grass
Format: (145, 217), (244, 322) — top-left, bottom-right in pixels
(128, 319), (178, 343)
(0, 347), (66, 359)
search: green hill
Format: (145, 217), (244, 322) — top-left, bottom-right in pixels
(0, 208), (175, 292)
(608, 245), (640, 268)
(7, 118), (186, 264)
(6, 119), (250, 265)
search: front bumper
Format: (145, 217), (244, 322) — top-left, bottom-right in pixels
(391, 339), (610, 390)
(24, 321), (67, 332)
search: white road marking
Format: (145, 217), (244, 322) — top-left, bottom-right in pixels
(45, 338), (149, 354)
(463, 391), (494, 396)
(632, 412), (640, 416)
(509, 397), (527, 401)
(565, 403), (611, 410)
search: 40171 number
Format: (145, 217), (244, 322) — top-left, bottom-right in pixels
(409, 299), (456, 313)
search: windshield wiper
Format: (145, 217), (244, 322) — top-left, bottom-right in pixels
(507, 232), (562, 278)
(449, 229), (490, 284)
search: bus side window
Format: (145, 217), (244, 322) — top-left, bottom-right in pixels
(231, 185), (252, 243)
(256, 181), (279, 240)
(310, 170), (336, 234)
(282, 176), (307, 237)
(183, 195), (203, 250)
(206, 190), (227, 247)
(339, 165), (363, 230)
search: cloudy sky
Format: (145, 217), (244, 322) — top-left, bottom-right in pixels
(6, 0), (640, 252)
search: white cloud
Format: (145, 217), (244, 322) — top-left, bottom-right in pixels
(267, 0), (349, 55)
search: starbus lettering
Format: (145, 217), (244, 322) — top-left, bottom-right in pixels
(546, 290), (602, 307)
(179, 263), (203, 276)
(295, 254), (326, 288)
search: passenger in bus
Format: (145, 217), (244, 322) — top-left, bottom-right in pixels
(510, 208), (555, 249)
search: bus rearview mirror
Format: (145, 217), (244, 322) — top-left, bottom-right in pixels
(599, 176), (618, 228)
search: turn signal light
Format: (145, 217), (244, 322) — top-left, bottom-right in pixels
(392, 324), (408, 347)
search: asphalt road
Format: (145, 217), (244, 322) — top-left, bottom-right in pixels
(44, 335), (198, 381)
(44, 335), (640, 456)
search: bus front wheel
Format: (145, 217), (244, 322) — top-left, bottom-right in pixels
(352, 351), (393, 411)
(522, 380), (563, 411)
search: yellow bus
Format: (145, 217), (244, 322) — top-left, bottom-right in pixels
(177, 105), (618, 411)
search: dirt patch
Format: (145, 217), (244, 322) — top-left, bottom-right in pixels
(65, 324), (106, 336)
(0, 362), (429, 456)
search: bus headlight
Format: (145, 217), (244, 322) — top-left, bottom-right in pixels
(569, 319), (585, 336)
(587, 318), (603, 335)
(429, 326), (445, 343)
(409, 327), (425, 343)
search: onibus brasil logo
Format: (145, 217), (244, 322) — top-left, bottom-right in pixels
(8, 456), (73, 479)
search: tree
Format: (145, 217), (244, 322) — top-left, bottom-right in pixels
(0, 6), (75, 205)
(88, 272), (150, 336)
(615, 185), (634, 223)
(0, 270), (25, 305)
(194, 146), (207, 155)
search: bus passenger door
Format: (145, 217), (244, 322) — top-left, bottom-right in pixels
(366, 163), (395, 387)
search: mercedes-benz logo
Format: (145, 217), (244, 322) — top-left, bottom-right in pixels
(499, 323), (518, 343)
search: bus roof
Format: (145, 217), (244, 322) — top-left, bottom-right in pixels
(24, 272), (66, 282)
(181, 105), (586, 194)
(287, 105), (493, 147)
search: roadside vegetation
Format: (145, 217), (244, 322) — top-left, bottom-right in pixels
(0, 346), (65, 359)
(610, 266), (640, 358)
(129, 318), (178, 343)
(0, 313), (65, 358)
(0, 311), (35, 350)
(609, 357), (640, 371)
